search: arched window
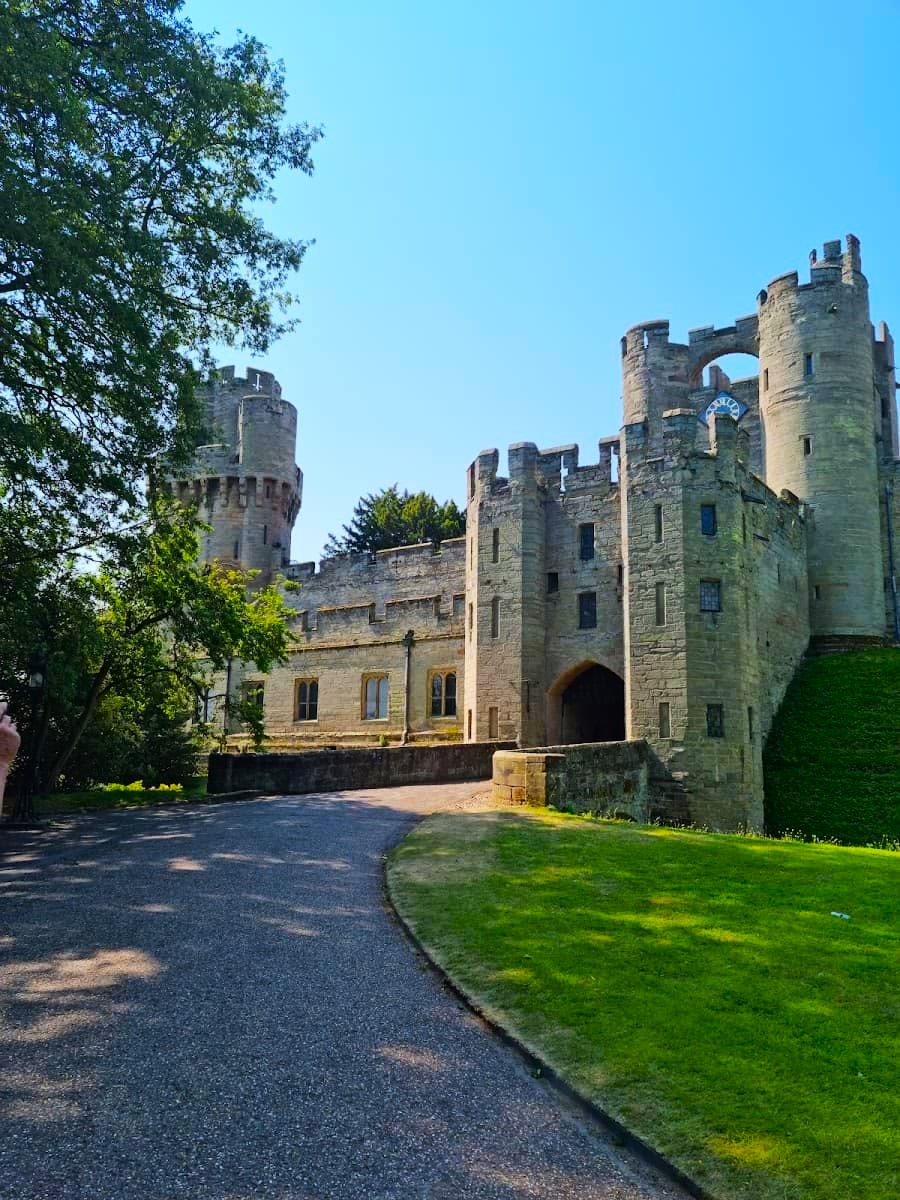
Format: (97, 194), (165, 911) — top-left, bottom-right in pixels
(430, 671), (457, 717)
(295, 678), (319, 721)
(363, 675), (389, 719)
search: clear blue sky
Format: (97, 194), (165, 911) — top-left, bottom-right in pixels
(184, 0), (900, 563)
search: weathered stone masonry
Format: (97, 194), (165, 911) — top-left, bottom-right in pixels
(176, 236), (899, 831)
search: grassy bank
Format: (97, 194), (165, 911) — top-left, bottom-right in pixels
(388, 809), (899, 1200)
(764, 648), (900, 846)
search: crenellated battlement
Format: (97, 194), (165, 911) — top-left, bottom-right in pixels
(763, 234), (865, 300)
(285, 537), (466, 584)
(290, 592), (460, 642)
(469, 441), (620, 498)
(206, 364), (282, 399)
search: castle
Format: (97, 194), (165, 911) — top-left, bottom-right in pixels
(174, 236), (900, 831)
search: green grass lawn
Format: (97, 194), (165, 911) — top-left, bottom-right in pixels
(388, 809), (900, 1200)
(764, 648), (900, 847)
(38, 776), (207, 814)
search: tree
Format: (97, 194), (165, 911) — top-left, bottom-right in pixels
(0, 2), (314, 800)
(325, 486), (466, 556)
(0, 501), (290, 796)
(0, 0), (320, 562)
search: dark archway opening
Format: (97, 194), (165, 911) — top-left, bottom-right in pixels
(560, 664), (625, 744)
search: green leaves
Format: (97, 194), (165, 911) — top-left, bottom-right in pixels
(0, 0), (319, 545)
(325, 485), (466, 556)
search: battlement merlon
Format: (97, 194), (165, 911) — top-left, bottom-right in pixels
(875, 320), (895, 370)
(202, 365), (283, 399)
(282, 537), (467, 586)
(762, 235), (866, 299)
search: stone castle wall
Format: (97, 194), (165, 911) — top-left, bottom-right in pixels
(222, 540), (466, 746)
(191, 236), (898, 831)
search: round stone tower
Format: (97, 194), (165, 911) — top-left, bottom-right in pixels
(621, 320), (692, 454)
(172, 366), (302, 584)
(757, 235), (883, 637)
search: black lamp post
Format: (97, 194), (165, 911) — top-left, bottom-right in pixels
(10, 650), (48, 827)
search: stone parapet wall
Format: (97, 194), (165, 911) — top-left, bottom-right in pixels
(492, 740), (652, 820)
(284, 539), (466, 616)
(209, 741), (516, 796)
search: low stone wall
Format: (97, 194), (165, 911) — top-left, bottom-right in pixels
(209, 741), (515, 796)
(493, 740), (652, 820)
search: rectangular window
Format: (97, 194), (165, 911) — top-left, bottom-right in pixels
(813, 584), (821, 601)
(659, 701), (671, 739)
(617, 563), (624, 587)
(654, 504), (663, 544)
(707, 704), (725, 738)
(763, 368), (769, 391)
(804, 353), (814, 376)
(578, 591), (597, 629)
(262, 524), (268, 545)
(430, 671), (457, 718)
(802, 436), (812, 456)
(655, 581), (666, 626)
(468, 466), (475, 498)
(452, 594), (465, 619)
(701, 503), (717, 536)
(491, 596), (500, 639)
(547, 571), (559, 593)
(742, 513), (747, 543)
(363, 675), (389, 720)
(233, 540), (240, 559)
(776, 562), (782, 584)
(700, 580), (722, 612)
(488, 706), (499, 739)
(748, 706), (755, 742)
(491, 527), (500, 563)
(265, 483), (271, 499)
(295, 678), (319, 721)
(468, 602), (473, 638)
(579, 523), (595, 561)
(467, 709), (472, 739)
(243, 682), (264, 711)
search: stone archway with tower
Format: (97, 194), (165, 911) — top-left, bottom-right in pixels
(546, 660), (626, 746)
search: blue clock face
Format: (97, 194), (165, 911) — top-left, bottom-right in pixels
(699, 391), (748, 426)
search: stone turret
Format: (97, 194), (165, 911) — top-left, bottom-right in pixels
(757, 236), (883, 637)
(171, 366), (303, 585)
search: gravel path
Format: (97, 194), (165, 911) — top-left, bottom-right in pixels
(0, 786), (688, 1200)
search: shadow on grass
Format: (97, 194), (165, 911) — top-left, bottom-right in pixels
(389, 809), (900, 1200)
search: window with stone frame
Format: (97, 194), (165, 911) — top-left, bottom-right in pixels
(706, 704), (725, 738)
(579, 522), (595, 560)
(701, 503), (717, 536)
(578, 591), (597, 629)
(363, 674), (389, 720)
(491, 596), (500, 638)
(654, 505), (664, 543)
(658, 701), (671, 739)
(547, 571), (559, 594)
(243, 682), (264, 711)
(655, 581), (666, 626)
(429, 671), (457, 718)
(491, 527), (500, 563)
(295, 678), (319, 721)
(700, 580), (722, 612)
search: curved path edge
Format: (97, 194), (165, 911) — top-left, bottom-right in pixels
(382, 818), (716, 1200)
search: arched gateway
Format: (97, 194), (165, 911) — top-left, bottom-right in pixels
(546, 661), (625, 745)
